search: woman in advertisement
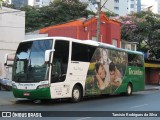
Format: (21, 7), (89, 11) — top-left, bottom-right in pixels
(86, 48), (127, 95)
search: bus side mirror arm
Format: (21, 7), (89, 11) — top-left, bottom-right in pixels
(45, 49), (55, 63)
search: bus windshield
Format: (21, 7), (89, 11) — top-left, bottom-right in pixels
(13, 39), (53, 83)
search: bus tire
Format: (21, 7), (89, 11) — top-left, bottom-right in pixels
(71, 85), (82, 103)
(126, 83), (132, 96)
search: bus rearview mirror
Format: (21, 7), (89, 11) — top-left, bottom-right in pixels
(4, 53), (15, 67)
(45, 49), (55, 62)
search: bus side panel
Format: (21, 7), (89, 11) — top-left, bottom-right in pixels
(50, 62), (90, 99)
(126, 67), (145, 92)
(85, 47), (128, 96)
(113, 66), (145, 94)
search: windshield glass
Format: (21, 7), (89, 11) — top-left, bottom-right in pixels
(13, 39), (53, 83)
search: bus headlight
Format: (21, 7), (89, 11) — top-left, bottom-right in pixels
(37, 84), (49, 89)
(12, 84), (17, 89)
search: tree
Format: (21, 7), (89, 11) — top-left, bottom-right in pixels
(120, 11), (160, 58)
(0, 0), (15, 8)
(2, 3), (15, 9)
(20, 6), (42, 32)
(104, 11), (117, 17)
(21, 0), (93, 32)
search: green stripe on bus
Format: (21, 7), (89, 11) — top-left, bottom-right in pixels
(12, 87), (51, 99)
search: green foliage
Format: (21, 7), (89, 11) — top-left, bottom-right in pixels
(121, 11), (160, 57)
(20, 6), (42, 32)
(1, 0), (15, 8)
(104, 11), (117, 17)
(20, 0), (93, 32)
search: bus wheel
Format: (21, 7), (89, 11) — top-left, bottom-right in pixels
(126, 83), (132, 96)
(71, 85), (82, 103)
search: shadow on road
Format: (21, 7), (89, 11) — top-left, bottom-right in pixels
(13, 93), (144, 106)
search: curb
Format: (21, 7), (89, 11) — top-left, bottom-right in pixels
(144, 87), (160, 91)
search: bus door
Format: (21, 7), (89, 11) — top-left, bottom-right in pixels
(50, 40), (70, 98)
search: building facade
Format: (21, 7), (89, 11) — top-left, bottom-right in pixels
(145, 60), (160, 85)
(104, 0), (139, 16)
(11, 0), (53, 8)
(121, 40), (137, 51)
(83, 0), (140, 16)
(137, 0), (141, 12)
(142, 0), (160, 14)
(39, 13), (121, 47)
(0, 7), (25, 79)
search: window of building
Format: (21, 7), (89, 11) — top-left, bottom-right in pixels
(112, 39), (117, 47)
(130, 4), (134, 8)
(114, 0), (119, 3)
(131, 44), (136, 51)
(114, 7), (119, 10)
(92, 36), (97, 41)
(121, 42), (125, 49)
(36, 0), (40, 2)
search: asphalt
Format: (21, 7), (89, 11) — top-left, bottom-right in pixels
(0, 84), (160, 106)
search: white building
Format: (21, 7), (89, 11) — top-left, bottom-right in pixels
(142, 0), (160, 14)
(82, 0), (139, 16)
(11, 0), (53, 8)
(29, 0), (53, 8)
(25, 30), (48, 39)
(121, 40), (138, 51)
(104, 0), (138, 16)
(0, 7), (25, 79)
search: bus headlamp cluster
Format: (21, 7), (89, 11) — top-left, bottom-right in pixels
(12, 84), (17, 89)
(37, 84), (49, 89)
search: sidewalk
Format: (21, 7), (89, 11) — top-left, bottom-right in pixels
(145, 84), (160, 91)
(0, 91), (15, 105)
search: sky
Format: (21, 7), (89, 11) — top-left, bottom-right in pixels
(141, 0), (155, 6)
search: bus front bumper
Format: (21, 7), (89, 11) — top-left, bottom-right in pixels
(12, 87), (51, 99)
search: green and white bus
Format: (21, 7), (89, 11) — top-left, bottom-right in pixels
(5, 37), (145, 102)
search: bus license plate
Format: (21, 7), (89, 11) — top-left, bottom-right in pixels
(23, 92), (30, 96)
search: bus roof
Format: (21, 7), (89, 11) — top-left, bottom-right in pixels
(22, 37), (116, 47)
(22, 37), (100, 46)
(125, 49), (144, 55)
(22, 37), (143, 55)
(99, 43), (143, 55)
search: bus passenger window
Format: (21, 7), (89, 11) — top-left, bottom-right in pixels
(71, 42), (96, 62)
(128, 53), (143, 67)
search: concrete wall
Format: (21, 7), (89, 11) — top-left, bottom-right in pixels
(0, 7), (25, 79)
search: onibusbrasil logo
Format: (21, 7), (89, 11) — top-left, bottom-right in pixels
(2, 112), (42, 117)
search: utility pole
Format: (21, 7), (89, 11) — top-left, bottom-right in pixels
(96, 0), (101, 42)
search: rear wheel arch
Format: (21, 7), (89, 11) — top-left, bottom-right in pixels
(70, 83), (83, 103)
(126, 82), (133, 96)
